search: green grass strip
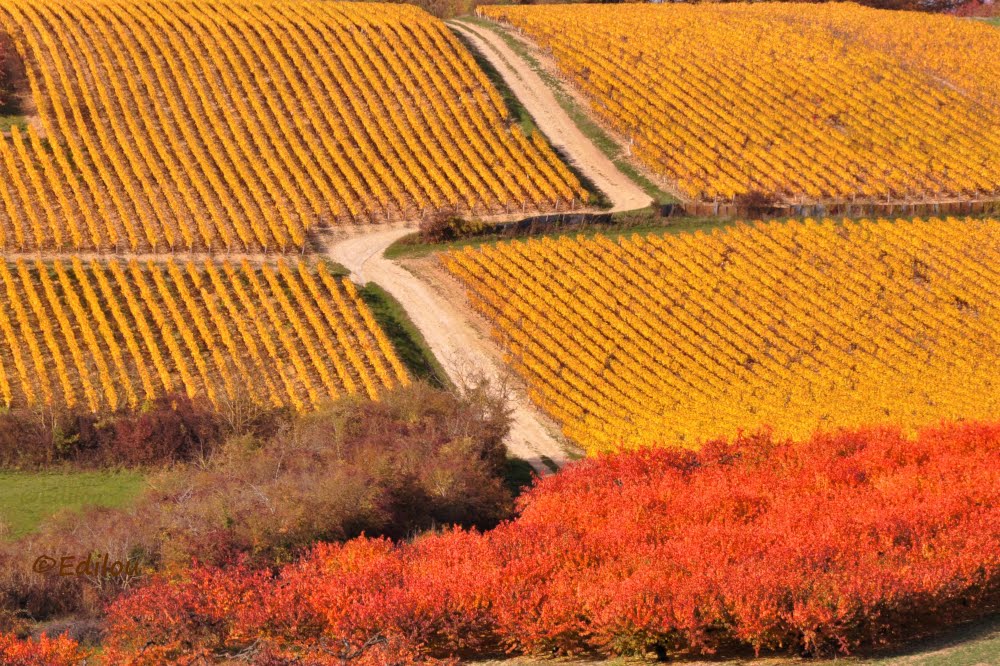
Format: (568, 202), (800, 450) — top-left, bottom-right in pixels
(358, 282), (450, 389)
(385, 211), (739, 259)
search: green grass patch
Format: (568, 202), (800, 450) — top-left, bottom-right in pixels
(867, 615), (1000, 665)
(502, 457), (537, 497)
(0, 470), (145, 540)
(384, 211), (739, 259)
(455, 17), (678, 205)
(358, 282), (450, 389)
(321, 259), (351, 278)
(0, 115), (27, 134)
(986, 17), (1000, 26)
(805, 614), (1000, 665)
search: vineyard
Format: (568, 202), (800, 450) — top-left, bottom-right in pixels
(481, 3), (1000, 205)
(0, 259), (408, 412)
(2, 0), (1000, 661)
(0, 0), (585, 252)
(445, 217), (1000, 453)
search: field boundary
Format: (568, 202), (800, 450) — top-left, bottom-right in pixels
(358, 281), (451, 389)
(3, 187), (1000, 262)
(687, 197), (1000, 219)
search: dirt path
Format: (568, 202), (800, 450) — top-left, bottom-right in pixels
(327, 228), (575, 474)
(451, 20), (651, 213)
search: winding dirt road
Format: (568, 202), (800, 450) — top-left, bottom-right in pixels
(327, 228), (573, 473)
(451, 20), (652, 213)
(323, 19), (660, 472)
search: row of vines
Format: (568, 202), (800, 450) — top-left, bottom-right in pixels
(0, 0), (584, 252)
(445, 217), (1000, 453)
(482, 3), (1000, 203)
(0, 258), (408, 412)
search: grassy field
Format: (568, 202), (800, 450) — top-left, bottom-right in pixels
(0, 471), (145, 539)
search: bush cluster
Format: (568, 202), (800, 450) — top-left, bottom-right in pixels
(101, 421), (1000, 664)
(418, 213), (487, 243)
(0, 383), (513, 637)
(953, 0), (999, 16)
(0, 631), (85, 665)
(0, 395), (235, 469)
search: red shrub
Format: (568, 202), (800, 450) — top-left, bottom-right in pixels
(102, 559), (273, 664)
(953, 0), (999, 17)
(105, 421), (1000, 662)
(0, 632), (88, 665)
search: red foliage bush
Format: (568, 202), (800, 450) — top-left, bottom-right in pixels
(105, 422), (1000, 663)
(0, 632), (88, 665)
(102, 394), (224, 465)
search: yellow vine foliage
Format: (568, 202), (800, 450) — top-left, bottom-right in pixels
(0, 0), (584, 252)
(445, 218), (1000, 454)
(0, 259), (409, 412)
(482, 3), (1000, 204)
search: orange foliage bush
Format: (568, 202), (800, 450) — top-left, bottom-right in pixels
(105, 421), (1000, 663)
(0, 632), (88, 665)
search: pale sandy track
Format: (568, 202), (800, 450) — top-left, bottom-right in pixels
(451, 20), (652, 213)
(327, 228), (573, 474)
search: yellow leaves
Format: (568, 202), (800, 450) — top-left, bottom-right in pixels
(0, 0), (581, 251)
(485, 3), (1000, 205)
(0, 260), (406, 413)
(446, 217), (1000, 454)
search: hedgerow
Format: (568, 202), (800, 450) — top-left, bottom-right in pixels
(103, 421), (1000, 663)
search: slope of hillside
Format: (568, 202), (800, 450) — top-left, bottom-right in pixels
(445, 217), (1000, 453)
(482, 3), (1000, 206)
(330, 227), (576, 473)
(0, 0), (585, 252)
